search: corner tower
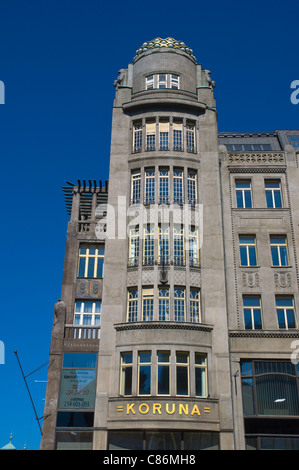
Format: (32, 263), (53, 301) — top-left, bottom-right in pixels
(94, 38), (234, 450)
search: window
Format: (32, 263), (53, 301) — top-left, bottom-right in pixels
(157, 351), (170, 395)
(189, 227), (199, 267)
(128, 227), (139, 266)
(158, 74), (167, 89)
(243, 296), (262, 330)
(131, 170), (141, 204)
(195, 353), (207, 397)
(276, 297), (296, 329)
(143, 225), (155, 265)
(176, 352), (189, 396)
(74, 301), (101, 327)
(173, 169), (183, 203)
(186, 123), (196, 152)
(78, 245), (104, 278)
(127, 289), (138, 322)
(265, 180), (282, 208)
(159, 121), (169, 150)
(133, 123), (142, 153)
(187, 170), (197, 205)
(158, 288), (169, 321)
(159, 169), (169, 203)
(138, 352), (151, 395)
(241, 360), (299, 417)
(120, 352), (133, 396)
(145, 73), (180, 90)
(146, 122), (156, 151)
(144, 169), (155, 204)
(158, 225), (169, 265)
(145, 75), (154, 90)
(174, 287), (185, 321)
(270, 235), (289, 266)
(173, 123), (183, 151)
(226, 144), (272, 151)
(173, 226), (185, 266)
(142, 288), (154, 321)
(235, 180), (252, 208)
(190, 289), (201, 323)
(288, 135), (299, 149)
(170, 74), (179, 89)
(239, 235), (257, 266)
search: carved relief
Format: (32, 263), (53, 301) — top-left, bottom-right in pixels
(76, 279), (103, 299)
(242, 271), (259, 288)
(274, 271), (291, 288)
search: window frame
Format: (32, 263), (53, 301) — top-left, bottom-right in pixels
(242, 296), (263, 330)
(142, 288), (154, 322)
(127, 289), (138, 322)
(78, 245), (104, 278)
(276, 296), (296, 330)
(270, 235), (289, 267)
(235, 180), (252, 209)
(239, 235), (257, 267)
(120, 352), (133, 396)
(265, 180), (282, 208)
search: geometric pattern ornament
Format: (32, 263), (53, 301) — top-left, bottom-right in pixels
(133, 37), (197, 62)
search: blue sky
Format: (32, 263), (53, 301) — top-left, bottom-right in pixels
(0, 0), (298, 450)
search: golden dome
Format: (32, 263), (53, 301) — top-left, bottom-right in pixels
(133, 37), (196, 62)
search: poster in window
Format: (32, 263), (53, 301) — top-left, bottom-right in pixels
(59, 369), (96, 409)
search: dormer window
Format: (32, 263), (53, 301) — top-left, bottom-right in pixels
(145, 74), (180, 90)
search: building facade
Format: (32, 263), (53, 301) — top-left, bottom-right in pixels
(40, 38), (299, 450)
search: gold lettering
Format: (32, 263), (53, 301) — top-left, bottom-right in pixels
(166, 403), (175, 414)
(179, 403), (189, 415)
(191, 404), (200, 416)
(126, 403), (136, 415)
(139, 403), (149, 414)
(153, 403), (162, 414)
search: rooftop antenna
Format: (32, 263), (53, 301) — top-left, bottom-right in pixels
(14, 350), (48, 435)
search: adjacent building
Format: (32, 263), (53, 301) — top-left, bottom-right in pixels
(40, 38), (299, 450)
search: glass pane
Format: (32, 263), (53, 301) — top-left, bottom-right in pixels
(87, 258), (95, 277)
(108, 431), (143, 450)
(83, 315), (92, 325)
(75, 301), (82, 312)
(240, 246), (248, 265)
(139, 365), (151, 395)
(248, 246), (257, 266)
(184, 432), (219, 450)
(241, 361), (253, 376)
(176, 352), (188, 363)
(122, 353), (132, 364)
(236, 191), (244, 208)
(122, 367), (132, 396)
(56, 431), (93, 450)
(287, 309), (296, 329)
(276, 297), (293, 307)
(244, 191), (252, 208)
(158, 365), (170, 394)
(277, 309), (286, 328)
(256, 374), (299, 415)
(78, 258), (86, 277)
(244, 309), (253, 329)
(280, 246), (288, 266)
(146, 432), (181, 450)
(266, 191), (274, 208)
(158, 351), (170, 362)
(243, 297), (260, 307)
(242, 378), (254, 415)
(63, 353), (97, 369)
(271, 246), (279, 265)
(195, 367), (206, 396)
(253, 309), (262, 329)
(95, 302), (101, 313)
(83, 302), (93, 313)
(177, 366), (188, 395)
(274, 191), (282, 208)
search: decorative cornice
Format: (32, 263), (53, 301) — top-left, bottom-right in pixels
(229, 330), (299, 338)
(115, 321), (213, 332)
(228, 166), (286, 174)
(227, 152), (285, 165)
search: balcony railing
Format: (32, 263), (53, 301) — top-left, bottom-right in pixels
(64, 325), (100, 341)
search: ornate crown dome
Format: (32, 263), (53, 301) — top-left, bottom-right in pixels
(133, 37), (197, 63)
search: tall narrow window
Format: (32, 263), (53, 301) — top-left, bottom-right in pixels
(186, 122), (195, 153)
(159, 169), (169, 203)
(270, 235), (289, 266)
(189, 227), (199, 267)
(158, 288), (169, 321)
(243, 296), (262, 330)
(143, 225), (155, 265)
(120, 352), (133, 396)
(173, 122), (183, 151)
(159, 121), (169, 150)
(173, 226), (185, 266)
(158, 225), (169, 265)
(239, 235), (257, 266)
(195, 353), (207, 397)
(276, 297), (296, 329)
(190, 289), (201, 323)
(187, 170), (197, 205)
(235, 180), (252, 208)
(131, 170), (141, 204)
(170, 74), (179, 89)
(176, 352), (189, 396)
(133, 123), (142, 153)
(127, 289), (138, 322)
(146, 122), (156, 151)
(138, 352), (151, 395)
(174, 287), (185, 321)
(78, 246), (105, 278)
(158, 74), (167, 89)
(128, 227), (139, 266)
(144, 169), (155, 204)
(157, 351), (170, 395)
(146, 75), (154, 90)
(142, 288), (154, 321)
(173, 169), (183, 203)
(265, 180), (282, 208)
